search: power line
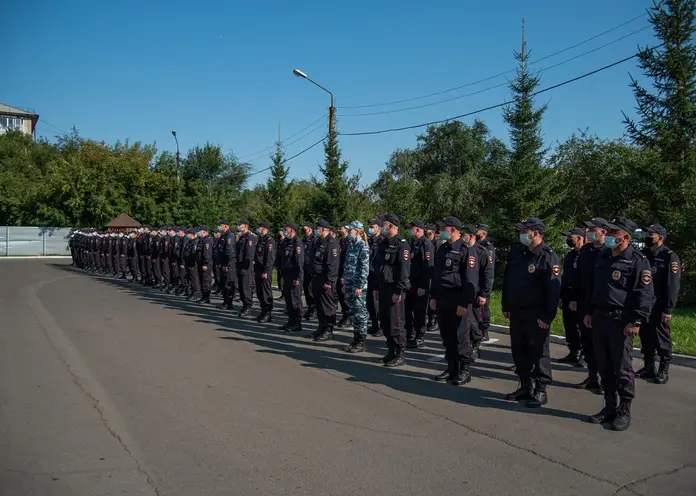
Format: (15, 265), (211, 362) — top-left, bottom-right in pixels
(339, 12), (649, 110)
(244, 117), (328, 164)
(246, 136), (327, 178)
(237, 114), (327, 160)
(341, 50), (649, 137)
(37, 119), (71, 135)
(339, 26), (650, 117)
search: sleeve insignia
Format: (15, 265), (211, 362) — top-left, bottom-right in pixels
(641, 270), (652, 285)
(332, 248), (337, 257)
(552, 264), (560, 276)
(488, 255), (493, 264)
(248, 240), (253, 247)
(671, 262), (679, 274)
(227, 239), (231, 245)
(268, 244), (273, 251)
(467, 255), (476, 268)
(205, 244), (209, 249)
(296, 247), (301, 255)
(425, 251), (431, 260)
(403, 250), (409, 261)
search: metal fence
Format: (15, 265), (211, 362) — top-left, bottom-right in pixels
(0, 226), (73, 256)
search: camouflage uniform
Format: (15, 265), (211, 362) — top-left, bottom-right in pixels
(343, 236), (370, 337)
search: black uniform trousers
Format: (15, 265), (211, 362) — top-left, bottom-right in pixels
(405, 286), (429, 341)
(283, 275), (303, 323)
(509, 308), (553, 386)
(186, 263), (200, 294)
(152, 256), (162, 284)
(220, 266), (236, 303)
(106, 253), (113, 273)
(139, 256), (146, 281)
(437, 296), (475, 370)
(200, 266), (212, 294)
(170, 260), (179, 286)
(119, 254), (128, 276)
(129, 257), (139, 279)
(592, 312), (635, 405)
(367, 273), (378, 327)
(473, 301), (490, 338)
(337, 278), (349, 314)
(303, 268), (315, 310)
(378, 287), (406, 350)
(161, 257), (170, 285)
(178, 263), (187, 290)
(213, 263), (220, 290)
(255, 271), (273, 311)
(312, 277), (336, 327)
(580, 319), (599, 380)
(237, 269), (253, 307)
(640, 308), (673, 361)
(145, 256), (153, 283)
(561, 303), (582, 353)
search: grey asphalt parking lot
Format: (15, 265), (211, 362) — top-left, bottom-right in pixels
(1, 259), (694, 496)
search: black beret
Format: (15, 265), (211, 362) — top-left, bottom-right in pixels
(442, 216), (462, 229)
(424, 223), (436, 231)
(301, 221), (315, 229)
(317, 219), (332, 229)
(382, 213), (400, 227)
(409, 219), (425, 229)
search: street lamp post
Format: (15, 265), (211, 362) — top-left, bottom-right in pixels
(171, 130), (180, 182)
(292, 69), (335, 143)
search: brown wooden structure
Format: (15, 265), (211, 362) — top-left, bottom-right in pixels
(105, 213), (141, 232)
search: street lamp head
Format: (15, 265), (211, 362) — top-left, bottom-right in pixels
(292, 68), (308, 79)
(171, 130), (177, 137)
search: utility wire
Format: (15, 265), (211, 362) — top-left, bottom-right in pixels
(237, 114), (327, 160)
(339, 26), (650, 117)
(341, 49), (654, 137)
(339, 12), (649, 109)
(245, 117), (328, 164)
(247, 136), (327, 178)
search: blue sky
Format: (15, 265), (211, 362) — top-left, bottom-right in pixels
(3, 0), (657, 186)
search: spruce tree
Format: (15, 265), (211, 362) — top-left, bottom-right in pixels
(265, 125), (291, 231)
(317, 119), (349, 226)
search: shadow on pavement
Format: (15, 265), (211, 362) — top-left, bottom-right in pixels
(49, 264), (588, 422)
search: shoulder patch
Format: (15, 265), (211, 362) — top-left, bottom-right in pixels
(296, 247), (301, 255)
(227, 239), (231, 244)
(488, 255), (493, 264)
(248, 240), (252, 247)
(468, 255), (476, 268)
(205, 243), (209, 249)
(403, 250), (409, 261)
(425, 251), (431, 261)
(268, 243), (272, 251)
(641, 269), (652, 285)
(552, 264), (560, 275)
(671, 261), (680, 274)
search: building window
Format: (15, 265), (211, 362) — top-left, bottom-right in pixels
(0, 115), (25, 134)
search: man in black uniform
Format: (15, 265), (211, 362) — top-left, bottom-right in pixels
(430, 219), (479, 385)
(279, 222), (304, 333)
(217, 220), (237, 310)
(374, 213), (411, 367)
(275, 230), (286, 300)
(151, 229), (162, 288)
(167, 228), (180, 293)
(137, 228), (147, 283)
(118, 232), (128, 279)
(161, 228), (171, 290)
(585, 218), (655, 431)
(336, 222), (351, 327)
(475, 223), (495, 341)
(558, 227), (586, 365)
(424, 223), (439, 332)
(212, 231), (221, 294)
(311, 220), (341, 341)
(127, 231), (139, 281)
(184, 228), (201, 299)
(236, 220), (256, 316)
(639, 223), (680, 384)
(301, 222), (318, 320)
(197, 227), (213, 304)
(575, 217), (610, 392)
(502, 218), (561, 408)
(254, 220), (275, 323)
(463, 225), (493, 361)
(176, 227), (188, 295)
(366, 217), (383, 335)
(405, 220), (435, 349)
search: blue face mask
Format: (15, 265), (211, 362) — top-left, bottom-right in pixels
(347, 232), (356, 241)
(380, 226), (388, 236)
(519, 232), (532, 246)
(368, 228), (376, 237)
(439, 230), (449, 241)
(281, 231), (287, 239)
(587, 231), (597, 242)
(255, 228), (261, 235)
(604, 236), (618, 249)
(216, 226), (222, 232)
(407, 229), (414, 238)
(313, 229), (321, 237)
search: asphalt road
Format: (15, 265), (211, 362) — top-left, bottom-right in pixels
(1, 260), (694, 496)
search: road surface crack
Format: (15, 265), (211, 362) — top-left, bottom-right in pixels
(608, 463), (694, 496)
(305, 414), (423, 438)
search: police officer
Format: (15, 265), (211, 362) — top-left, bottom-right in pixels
(254, 221), (275, 323)
(463, 225), (493, 361)
(575, 217), (610, 392)
(168, 227), (181, 293)
(585, 218), (655, 431)
(343, 221), (371, 353)
(336, 222), (351, 327)
(236, 220), (256, 316)
(405, 220), (434, 349)
(424, 223), (440, 332)
(430, 219), (479, 385)
(275, 229), (286, 300)
(502, 218), (561, 408)
(217, 220), (237, 310)
(212, 231), (221, 294)
(301, 222), (318, 320)
(639, 223), (680, 384)
(558, 227), (586, 365)
(474, 223), (495, 341)
(311, 220), (341, 341)
(127, 231), (139, 280)
(366, 218), (383, 335)
(197, 227), (214, 303)
(374, 213), (411, 367)
(279, 222), (304, 333)
(176, 227), (188, 295)
(183, 228), (201, 299)
(137, 228), (147, 283)
(151, 229), (162, 287)
(161, 228), (171, 290)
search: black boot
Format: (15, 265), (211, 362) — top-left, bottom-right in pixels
(382, 347), (396, 364)
(558, 349), (581, 365)
(238, 306), (251, 317)
(307, 323), (324, 339)
(385, 348), (405, 367)
(427, 316), (439, 332)
(505, 380), (533, 401)
(587, 399), (618, 424)
(303, 307), (315, 321)
(337, 314), (350, 328)
(314, 326), (333, 342)
(198, 293), (211, 304)
(368, 322), (380, 336)
(654, 360), (670, 384)
(526, 383), (548, 408)
(287, 321), (303, 333)
(279, 321), (292, 331)
(611, 400), (632, 431)
(452, 361), (472, 386)
(471, 343), (481, 362)
(344, 334), (360, 352)
(351, 335), (367, 353)
(576, 375), (603, 394)
(256, 309), (270, 323)
(637, 356), (656, 380)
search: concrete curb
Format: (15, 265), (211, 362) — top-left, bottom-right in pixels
(1, 256), (72, 259)
(488, 324), (696, 370)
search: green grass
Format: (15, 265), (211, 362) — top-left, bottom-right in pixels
(487, 290), (696, 356)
